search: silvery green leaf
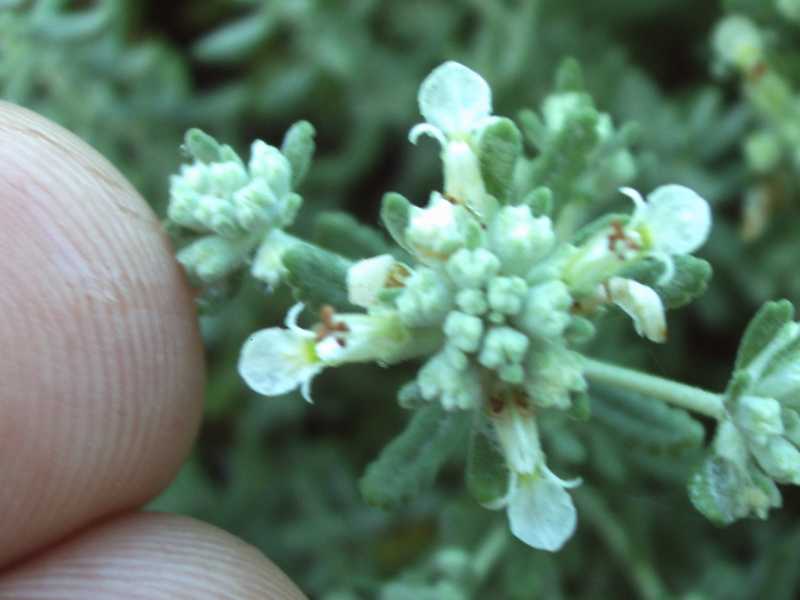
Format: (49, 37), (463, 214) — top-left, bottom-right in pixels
(478, 117), (522, 202)
(590, 384), (705, 454)
(526, 108), (599, 212)
(314, 211), (391, 259)
(520, 187), (554, 217)
(192, 12), (272, 63)
(466, 419), (509, 507)
(688, 455), (750, 526)
(567, 391), (591, 421)
(735, 300), (795, 371)
(281, 120), (316, 187)
(381, 192), (413, 251)
(620, 255), (712, 309)
(282, 243), (355, 311)
(183, 128), (224, 163)
(359, 406), (468, 509)
(518, 109), (547, 151)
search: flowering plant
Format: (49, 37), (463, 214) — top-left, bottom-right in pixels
(167, 61), (800, 555)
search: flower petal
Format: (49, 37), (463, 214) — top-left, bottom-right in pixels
(238, 327), (322, 397)
(508, 475), (577, 551)
(347, 254), (397, 308)
(643, 185), (711, 255)
(408, 123), (447, 147)
(607, 277), (667, 343)
(418, 62), (492, 136)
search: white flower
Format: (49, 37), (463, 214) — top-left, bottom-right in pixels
(490, 400), (579, 551)
(409, 62), (496, 216)
(621, 185), (711, 257)
(442, 139), (491, 215)
(605, 277), (667, 343)
(410, 61), (493, 146)
(315, 310), (414, 365)
(238, 304), (322, 402)
(507, 470), (578, 552)
(239, 304), (422, 402)
(347, 254), (401, 308)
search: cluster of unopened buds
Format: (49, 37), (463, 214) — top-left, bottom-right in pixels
(233, 62), (716, 550)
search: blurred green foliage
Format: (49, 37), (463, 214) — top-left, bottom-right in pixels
(6, 0), (800, 597)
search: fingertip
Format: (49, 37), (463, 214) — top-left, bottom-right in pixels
(0, 512), (307, 599)
(0, 103), (205, 565)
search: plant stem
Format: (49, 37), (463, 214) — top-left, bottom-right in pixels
(472, 526), (508, 581)
(583, 358), (725, 419)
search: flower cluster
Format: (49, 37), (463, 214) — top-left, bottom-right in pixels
(237, 62), (713, 551)
(167, 125), (313, 290)
(691, 300), (800, 524)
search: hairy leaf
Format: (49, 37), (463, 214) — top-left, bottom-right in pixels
(735, 300), (795, 371)
(590, 384), (705, 454)
(360, 406), (469, 509)
(478, 117), (522, 202)
(314, 211), (391, 259)
(281, 120), (316, 187)
(688, 455), (750, 526)
(282, 243), (354, 311)
(466, 419), (509, 507)
(381, 192), (413, 251)
(192, 12), (271, 63)
(621, 255), (713, 309)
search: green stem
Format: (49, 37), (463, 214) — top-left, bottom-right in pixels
(471, 526), (508, 581)
(583, 358), (725, 420)
(576, 487), (668, 600)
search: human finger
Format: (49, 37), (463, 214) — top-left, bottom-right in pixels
(0, 102), (204, 566)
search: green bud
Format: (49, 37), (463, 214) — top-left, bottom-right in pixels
(281, 120), (316, 187)
(381, 192), (412, 251)
(183, 128), (224, 163)
(444, 311), (484, 353)
(521, 187), (554, 217)
(177, 235), (253, 284)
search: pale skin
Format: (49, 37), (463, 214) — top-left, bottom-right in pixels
(0, 103), (306, 599)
